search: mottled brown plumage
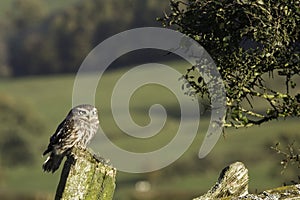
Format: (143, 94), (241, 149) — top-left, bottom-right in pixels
(42, 104), (99, 173)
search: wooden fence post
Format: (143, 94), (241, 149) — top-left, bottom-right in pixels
(55, 147), (116, 200)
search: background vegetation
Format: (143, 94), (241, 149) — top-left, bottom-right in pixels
(1, 0), (169, 76)
(0, 0), (299, 200)
(0, 63), (299, 200)
(160, 0), (300, 128)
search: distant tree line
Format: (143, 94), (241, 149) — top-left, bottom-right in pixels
(2, 0), (169, 76)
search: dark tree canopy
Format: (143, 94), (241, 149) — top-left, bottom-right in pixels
(160, 0), (300, 128)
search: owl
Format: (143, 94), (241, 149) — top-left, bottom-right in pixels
(42, 104), (99, 173)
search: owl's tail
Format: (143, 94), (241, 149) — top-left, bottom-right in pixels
(42, 153), (64, 173)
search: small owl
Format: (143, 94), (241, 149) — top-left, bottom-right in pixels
(42, 104), (99, 173)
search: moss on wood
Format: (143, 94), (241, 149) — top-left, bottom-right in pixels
(55, 147), (116, 200)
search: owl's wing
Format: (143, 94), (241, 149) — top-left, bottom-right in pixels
(43, 119), (74, 156)
(49, 119), (67, 144)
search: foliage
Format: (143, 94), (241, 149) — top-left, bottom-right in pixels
(0, 19), (10, 77)
(0, 94), (46, 167)
(7, 0), (49, 76)
(5, 0), (168, 76)
(159, 0), (300, 128)
(271, 135), (300, 184)
(0, 131), (33, 166)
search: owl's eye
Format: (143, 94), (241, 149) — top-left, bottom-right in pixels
(78, 110), (87, 115)
(92, 110), (98, 115)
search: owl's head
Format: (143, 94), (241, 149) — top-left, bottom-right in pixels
(68, 104), (99, 122)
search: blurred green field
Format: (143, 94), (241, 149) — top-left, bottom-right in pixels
(0, 61), (299, 200)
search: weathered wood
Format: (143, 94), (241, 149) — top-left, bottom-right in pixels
(242, 184), (300, 200)
(193, 161), (300, 200)
(55, 147), (116, 200)
(193, 162), (248, 200)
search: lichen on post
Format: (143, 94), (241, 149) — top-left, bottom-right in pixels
(55, 147), (116, 200)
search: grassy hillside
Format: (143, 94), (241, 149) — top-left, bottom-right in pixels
(0, 62), (299, 199)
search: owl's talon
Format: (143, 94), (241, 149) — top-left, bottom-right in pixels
(93, 153), (110, 165)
